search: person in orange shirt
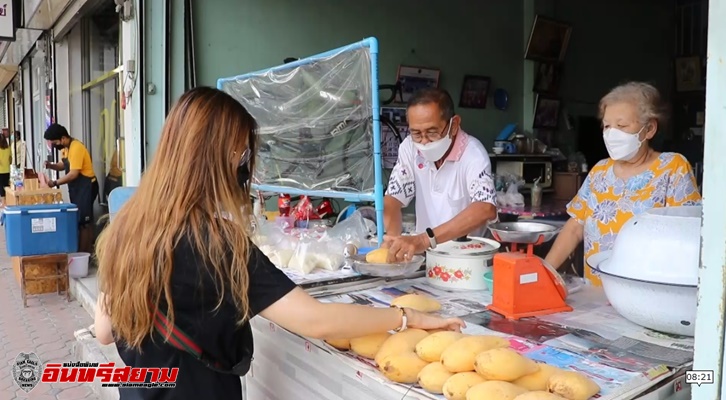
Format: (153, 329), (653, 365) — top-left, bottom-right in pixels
(44, 124), (98, 253)
(544, 82), (702, 286)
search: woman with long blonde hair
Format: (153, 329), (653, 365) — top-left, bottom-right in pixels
(94, 87), (464, 400)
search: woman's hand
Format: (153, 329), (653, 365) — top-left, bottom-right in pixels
(405, 308), (466, 332)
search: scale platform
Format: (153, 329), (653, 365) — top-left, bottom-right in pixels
(487, 222), (573, 320)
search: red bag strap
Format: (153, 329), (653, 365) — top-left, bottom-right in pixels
(152, 308), (226, 370)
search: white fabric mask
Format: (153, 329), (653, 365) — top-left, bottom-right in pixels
(413, 119), (453, 162)
(602, 126), (646, 161)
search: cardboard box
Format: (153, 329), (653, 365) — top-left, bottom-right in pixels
(12, 256), (68, 295)
(5, 187), (63, 206)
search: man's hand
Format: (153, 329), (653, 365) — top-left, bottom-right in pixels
(382, 233), (430, 263)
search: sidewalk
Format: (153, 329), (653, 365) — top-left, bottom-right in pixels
(0, 229), (97, 399)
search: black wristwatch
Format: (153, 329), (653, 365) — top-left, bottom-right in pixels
(50, 180), (57, 188)
(425, 228), (437, 249)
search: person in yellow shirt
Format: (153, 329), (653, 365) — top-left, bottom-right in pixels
(13, 130), (26, 169)
(544, 82), (701, 286)
(0, 133), (12, 204)
(44, 123), (98, 253)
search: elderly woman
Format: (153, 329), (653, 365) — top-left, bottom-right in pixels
(544, 82), (701, 286)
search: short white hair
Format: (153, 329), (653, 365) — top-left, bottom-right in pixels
(598, 82), (668, 127)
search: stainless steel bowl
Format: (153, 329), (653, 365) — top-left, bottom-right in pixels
(488, 221), (560, 243)
(350, 254), (425, 277)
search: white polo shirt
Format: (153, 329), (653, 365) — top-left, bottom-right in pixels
(386, 130), (496, 236)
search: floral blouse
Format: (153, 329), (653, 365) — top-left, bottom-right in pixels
(567, 152), (702, 286)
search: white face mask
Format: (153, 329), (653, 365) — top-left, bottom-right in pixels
(602, 126), (646, 161)
(413, 119), (453, 162)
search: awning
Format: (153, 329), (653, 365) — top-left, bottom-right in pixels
(24, 0), (74, 30)
(0, 28), (44, 91)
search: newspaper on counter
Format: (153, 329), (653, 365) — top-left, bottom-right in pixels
(313, 276), (692, 399)
(318, 279), (493, 317)
(319, 322), (673, 400)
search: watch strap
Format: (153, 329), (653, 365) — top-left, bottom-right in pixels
(425, 228), (437, 249)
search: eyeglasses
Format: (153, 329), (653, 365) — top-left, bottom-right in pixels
(409, 120), (451, 143)
(238, 148), (251, 167)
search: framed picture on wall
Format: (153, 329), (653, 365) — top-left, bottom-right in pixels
(533, 62), (561, 94)
(459, 75), (491, 109)
(533, 95), (561, 129)
(525, 15), (573, 63)
(675, 56), (704, 92)
(397, 65), (440, 103)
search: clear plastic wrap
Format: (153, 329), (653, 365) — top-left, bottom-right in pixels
(220, 46), (374, 193)
(323, 210), (370, 248)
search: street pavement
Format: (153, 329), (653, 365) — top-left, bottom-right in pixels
(0, 229), (97, 399)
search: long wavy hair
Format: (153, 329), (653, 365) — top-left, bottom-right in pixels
(96, 87), (258, 350)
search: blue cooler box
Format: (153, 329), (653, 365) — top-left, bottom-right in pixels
(3, 204), (79, 256)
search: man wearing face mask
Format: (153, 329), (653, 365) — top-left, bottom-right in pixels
(382, 88), (497, 263)
(44, 123), (99, 253)
(544, 82), (701, 286)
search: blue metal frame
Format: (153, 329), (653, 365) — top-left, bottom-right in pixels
(217, 38), (384, 245)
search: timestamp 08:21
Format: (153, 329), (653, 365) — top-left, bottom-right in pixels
(685, 370), (715, 386)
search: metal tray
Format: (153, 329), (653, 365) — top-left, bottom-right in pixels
(349, 254), (425, 278)
(488, 221), (561, 244)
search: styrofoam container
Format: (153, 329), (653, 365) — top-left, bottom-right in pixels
(68, 252), (91, 278)
(3, 204), (79, 256)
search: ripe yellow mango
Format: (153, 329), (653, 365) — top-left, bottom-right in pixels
(512, 363), (562, 391)
(366, 248), (389, 263)
(416, 331), (465, 362)
(390, 293), (442, 312)
(473, 348), (539, 381)
(465, 381), (527, 400)
(547, 371), (600, 400)
(440, 335), (510, 373)
(442, 372), (487, 400)
(374, 329), (430, 366)
(349, 332), (391, 359)
(379, 351), (429, 384)
(418, 362), (455, 394)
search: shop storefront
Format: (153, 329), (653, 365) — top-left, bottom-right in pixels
(0, 0), (143, 190)
(60, 11), (124, 207)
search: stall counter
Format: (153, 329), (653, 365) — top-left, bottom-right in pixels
(243, 277), (694, 400)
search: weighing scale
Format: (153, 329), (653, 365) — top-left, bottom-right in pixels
(487, 222), (573, 320)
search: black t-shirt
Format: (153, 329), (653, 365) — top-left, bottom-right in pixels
(115, 236), (297, 400)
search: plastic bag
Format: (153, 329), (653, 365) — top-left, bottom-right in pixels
(253, 219), (297, 267)
(288, 235), (345, 274)
(323, 210), (370, 247)
(497, 182), (525, 208)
